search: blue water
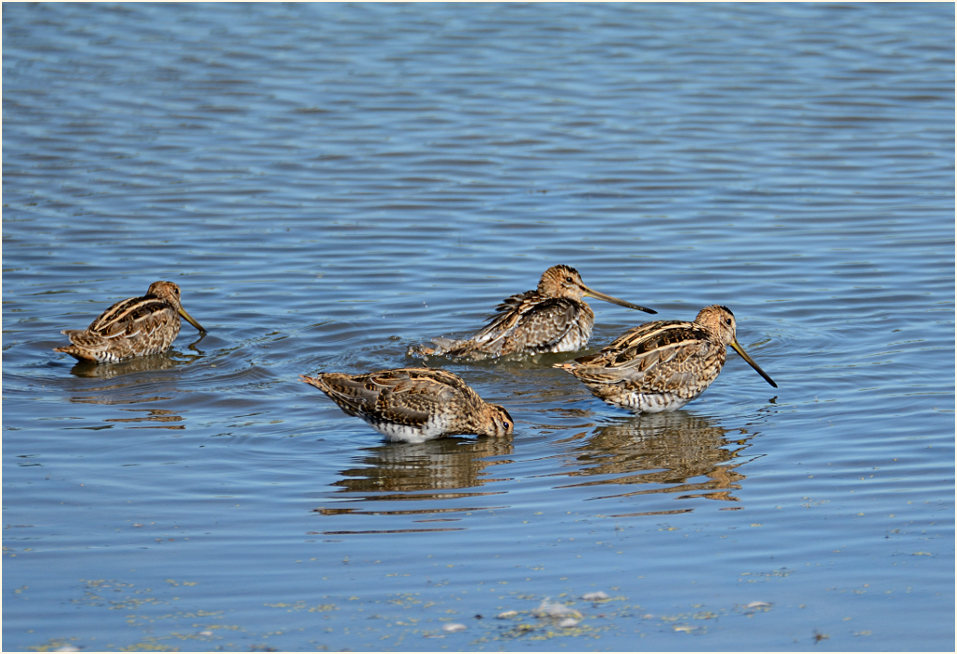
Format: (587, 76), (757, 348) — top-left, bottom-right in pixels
(3, 3), (954, 651)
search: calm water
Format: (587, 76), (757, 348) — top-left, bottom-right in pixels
(3, 3), (954, 651)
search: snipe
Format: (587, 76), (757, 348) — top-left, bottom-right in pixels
(555, 305), (776, 413)
(54, 281), (205, 363)
(410, 265), (655, 360)
(300, 367), (514, 443)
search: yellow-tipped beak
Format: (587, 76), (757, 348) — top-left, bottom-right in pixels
(730, 340), (777, 388)
(582, 286), (656, 314)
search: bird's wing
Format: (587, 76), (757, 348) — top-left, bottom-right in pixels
(469, 294), (579, 354)
(88, 295), (174, 340)
(569, 320), (712, 385)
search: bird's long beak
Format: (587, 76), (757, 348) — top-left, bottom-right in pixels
(178, 307), (206, 334)
(729, 340), (777, 388)
(581, 285), (656, 314)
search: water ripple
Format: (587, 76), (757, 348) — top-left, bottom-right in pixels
(3, 2), (953, 651)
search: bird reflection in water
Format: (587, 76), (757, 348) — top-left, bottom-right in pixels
(63, 354), (198, 429)
(66, 384), (186, 430)
(99, 407), (185, 429)
(63, 340), (205, 379)
(333, 436), (513, 496)
(313, 437), (514, 529)
(554, 411), (757, 507)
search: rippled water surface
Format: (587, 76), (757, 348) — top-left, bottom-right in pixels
(3, 3), (954, 651)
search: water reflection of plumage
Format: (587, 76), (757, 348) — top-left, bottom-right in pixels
(332, 436), (514, 495)
(558, 412), (752, 503)
(64, 351), (187, 379)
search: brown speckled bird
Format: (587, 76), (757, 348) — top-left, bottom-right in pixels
(555, 305), (776, 413)
(300, 367), (514, 443)
(54, 281), (206, 364)
(410, 265), (655, 360)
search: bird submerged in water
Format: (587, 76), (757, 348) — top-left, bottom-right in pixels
(409, 265), (656, 360)
(54, 281), (206, 364)
(300, 367), (514, 443)
(555, 305), (776, 413)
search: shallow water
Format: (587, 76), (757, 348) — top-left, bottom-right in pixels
(3, 2), (954, 651)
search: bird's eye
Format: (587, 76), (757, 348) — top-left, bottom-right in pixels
(725, 318), (732, 325)
(565, 276), (574, 283)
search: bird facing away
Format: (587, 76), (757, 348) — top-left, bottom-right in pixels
(554, 305), (776, 413)
(54, 281), (206, 364)
(410, 265), (656, 360)
(300, 367), (514, 443)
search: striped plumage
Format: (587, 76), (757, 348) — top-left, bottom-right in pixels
(411, 265), (656, 360)
(54, 281), (206, 363)
(300, 367), (514, 443)
(555, 305), (776, 413)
